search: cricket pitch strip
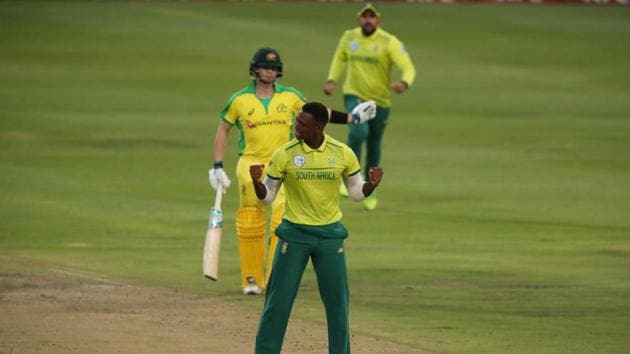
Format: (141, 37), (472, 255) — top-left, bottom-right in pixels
(0, 255), (426, 354)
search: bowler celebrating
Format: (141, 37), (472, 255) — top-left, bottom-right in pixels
(209, 48), (376, 295)
(249, 102), (383, 354)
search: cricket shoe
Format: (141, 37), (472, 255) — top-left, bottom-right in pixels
(243, 277), (262, 295)
(363, 193), (378, 211)
(339, 183), (349, 197)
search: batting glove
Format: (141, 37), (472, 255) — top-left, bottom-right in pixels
(208, 162), (231, 192)
(351, 100), (377, 124)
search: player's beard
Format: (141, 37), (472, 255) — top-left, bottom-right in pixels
(360, 17), (378, 36)
(361, 25), (376, 36)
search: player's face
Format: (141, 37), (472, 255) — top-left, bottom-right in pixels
(255, 67), (278, 84)
(359, 11), (379, 36)
(294, 111), (319, 141)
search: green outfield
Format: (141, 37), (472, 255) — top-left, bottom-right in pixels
(1, 1), (630, 353)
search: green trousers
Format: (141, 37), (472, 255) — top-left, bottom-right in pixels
(255, 221), (350, 354)
(345, 95), (390, 180)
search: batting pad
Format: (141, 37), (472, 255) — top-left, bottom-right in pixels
(236, 207), (266, 289)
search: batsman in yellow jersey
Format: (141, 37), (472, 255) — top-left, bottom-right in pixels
(324, 2), (416, 210)
(250, 102), (383, 354)
(209, 48), (376, 295)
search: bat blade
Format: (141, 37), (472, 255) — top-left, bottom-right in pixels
(203, 223), (222, 281)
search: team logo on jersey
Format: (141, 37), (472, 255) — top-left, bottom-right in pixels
(245, 120), (256, 128)
(350, 40), (359, 52)
(294, 155), (305, 168)
(328, 157), (336, 166)
(266, 52), (278, 62)
(276, 103), (287, 113)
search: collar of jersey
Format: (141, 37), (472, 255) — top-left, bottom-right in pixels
(301, 134), (329, 153)
(247, 80), (290, 93)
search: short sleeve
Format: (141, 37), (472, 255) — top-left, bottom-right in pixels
(290, 89), (307, 114)
(266, 148), (287, 180)
(342, 146), (361, 179)
(218, 94), (240, 125)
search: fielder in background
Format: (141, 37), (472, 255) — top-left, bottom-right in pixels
(250, 102), (383, 354)
(323, 2), (415, 210)
(209, 48), (376, 295)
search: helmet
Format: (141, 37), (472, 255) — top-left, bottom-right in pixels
(249, 47), (283, 78)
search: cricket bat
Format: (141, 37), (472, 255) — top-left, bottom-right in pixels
(203, 185), (224, 281)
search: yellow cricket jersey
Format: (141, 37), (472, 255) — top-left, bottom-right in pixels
(327, 27), (416, 107)
(219, 80), (306, 158)
(267, 134), (361, 226)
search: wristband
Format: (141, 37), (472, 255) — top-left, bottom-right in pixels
(213, 161), (223, 169)
(329, 109), (348, 124)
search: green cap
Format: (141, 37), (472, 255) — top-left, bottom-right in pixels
(357, 3), (381, 18)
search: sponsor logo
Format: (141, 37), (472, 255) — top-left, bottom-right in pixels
(245, 120), (288, 128)
(294, 155), (305, 167)
(276, 103), (287, 113)
(281, 242), (288, 254)
(295, 171), (336, 181)
(350, 40), (359, 52)
(248, 108), (255, 116)
(348, 55), (378, 64)
(337, 247), (344, 254)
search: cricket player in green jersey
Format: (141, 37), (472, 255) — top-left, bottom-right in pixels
(249, 102), (383, 354)
(324, 2), (415, 211)
(209, 48), (377, 295)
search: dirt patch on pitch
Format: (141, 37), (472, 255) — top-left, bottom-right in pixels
(0, 257), (425, 354)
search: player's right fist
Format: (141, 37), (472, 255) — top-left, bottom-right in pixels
(249, 164), (265, 182)
(208, 166), (231, 192)
(323, 81), (335, 96)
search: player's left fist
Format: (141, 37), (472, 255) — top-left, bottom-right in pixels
(351, 100), (377, 124)
(368, 167), (383, 186)
(249, 164), (265, 182)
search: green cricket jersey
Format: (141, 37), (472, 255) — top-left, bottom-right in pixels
(266, 134), (361, 226)
(326, 27), (416, 107)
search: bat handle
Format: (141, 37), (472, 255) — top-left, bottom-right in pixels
(214, 185), (223, 210)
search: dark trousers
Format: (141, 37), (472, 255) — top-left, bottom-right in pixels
(344, 95), (390, 180)
(254, 234), (349, 354)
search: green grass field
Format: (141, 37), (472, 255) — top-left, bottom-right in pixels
(1, 1), (630, 353)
